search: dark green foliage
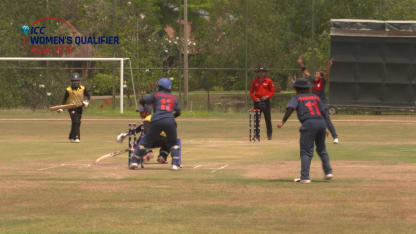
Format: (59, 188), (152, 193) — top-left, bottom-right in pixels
(0, 0), (415, 108)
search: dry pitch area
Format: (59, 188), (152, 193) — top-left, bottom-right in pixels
(1, 114), (416, 233)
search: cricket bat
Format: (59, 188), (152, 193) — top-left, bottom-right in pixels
(95, 149), (129, 164)
(49, 103), (79, 111)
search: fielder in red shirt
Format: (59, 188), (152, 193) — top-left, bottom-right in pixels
(297, 56), (339, 144)
(249, 65), (279, 140)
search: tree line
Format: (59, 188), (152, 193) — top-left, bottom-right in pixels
(0, 0), (415, 108)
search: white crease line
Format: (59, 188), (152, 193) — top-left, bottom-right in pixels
(38, 163), (91, 171)
(37, 163), (66, 171)
(62, 163), (91, 168)
(211, 164), (229, 173)
(193, 165), (202, 169)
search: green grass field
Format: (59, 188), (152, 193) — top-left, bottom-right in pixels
(1, 111), (416, 233)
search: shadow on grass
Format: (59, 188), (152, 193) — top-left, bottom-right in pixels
(133, 167), (173, 171)
(265, 178), (332, 183)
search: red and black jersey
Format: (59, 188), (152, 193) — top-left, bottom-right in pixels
(249, 77), (275, 101)
(307, 76), (327, 103)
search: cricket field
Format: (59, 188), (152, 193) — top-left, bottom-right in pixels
(1, 112), (416, 233)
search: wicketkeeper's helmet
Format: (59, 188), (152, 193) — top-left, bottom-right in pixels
(157, 77), (172, 91)
(136, 105), (152, 113)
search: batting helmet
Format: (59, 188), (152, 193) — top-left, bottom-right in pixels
(71, 73), (81, 81)
(157, 77), (172, 91)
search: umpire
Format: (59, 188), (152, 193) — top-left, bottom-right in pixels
(249, 65), (276, 140)
(60, 73), (90, 143)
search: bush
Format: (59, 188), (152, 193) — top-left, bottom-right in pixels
(91, 73), (119, 95)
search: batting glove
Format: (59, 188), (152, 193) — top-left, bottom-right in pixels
(82, 100), (89, 107)
(116, 133), (128, 143)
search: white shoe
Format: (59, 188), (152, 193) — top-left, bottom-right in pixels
(294, 178), (311, 184)
(74, 139), (80, 143)
(333, 138), (339, 144)
(70, 139), (75, 143)
(172, 165), (180, 171)
(129, 163), (139, 170)
(324, 174), (334, 180)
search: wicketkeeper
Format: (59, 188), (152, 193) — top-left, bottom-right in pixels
(131, 77), (181, 170)
(59, 73), (90, 143)
(117, 105), (181, 166)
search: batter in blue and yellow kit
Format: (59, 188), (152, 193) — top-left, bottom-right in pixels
(277, 78), (333, 184)
(131, 77), (181, 170)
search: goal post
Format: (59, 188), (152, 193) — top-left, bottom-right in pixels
(0, 57), (133, 113)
